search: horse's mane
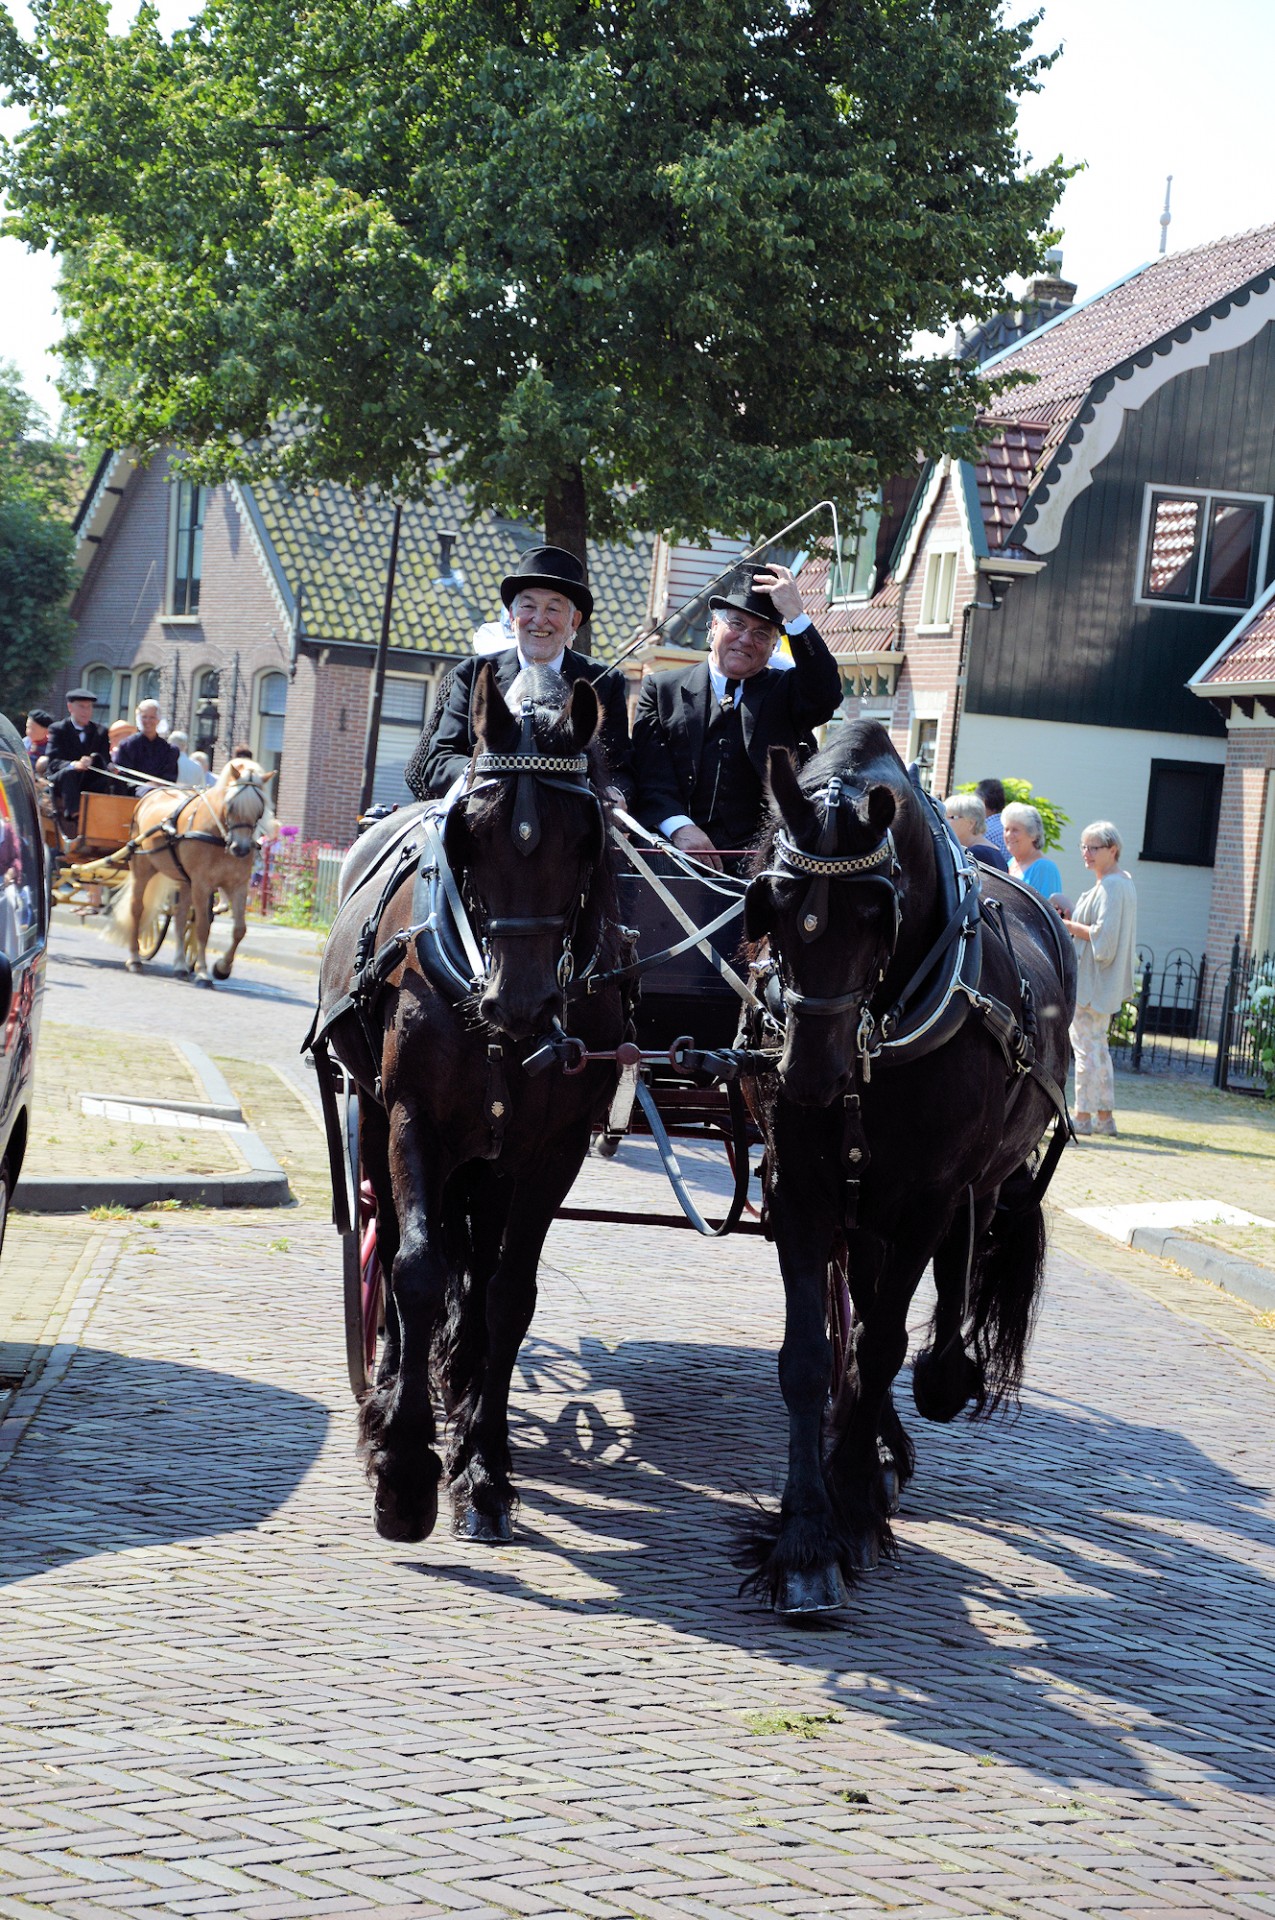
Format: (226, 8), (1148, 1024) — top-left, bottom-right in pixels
(753, 720), (919, 872)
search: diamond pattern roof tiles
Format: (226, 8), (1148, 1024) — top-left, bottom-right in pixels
(247, 477), (655, 663)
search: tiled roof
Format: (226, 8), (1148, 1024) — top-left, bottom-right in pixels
(972, 422), (1049, 552)
(247, 478), (655, 663)
(798, 558), (902, 656)
(1195, 594), (1275, 689)
(984, 221), (1275, 433)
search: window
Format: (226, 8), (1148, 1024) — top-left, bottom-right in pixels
(1141, 759), (1224, 865)
(168, 480), (206, 616)
(1138, 486), (1269, 610)
(372, 674), (433, 807)
(910, 716), (939, 792)
(827, 497), (882, 603)
(253, 671), (287, 784)
(918, 547), (958, 630)
(85, 665), (112, 722)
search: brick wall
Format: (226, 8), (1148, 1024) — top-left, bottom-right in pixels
(290, 658), (373, 847)
(1205, 724), (1275, 964)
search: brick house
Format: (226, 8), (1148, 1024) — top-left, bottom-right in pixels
(63, 450), (654, 845)
(800, 222), (1275, 964)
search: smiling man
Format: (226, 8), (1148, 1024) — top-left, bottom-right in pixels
(630, 564), (841, 869)
(410, 546), (632, 801)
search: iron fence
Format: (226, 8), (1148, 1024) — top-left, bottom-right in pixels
(250, 836), (346, 928)
(1109, 937), (1275, 1095)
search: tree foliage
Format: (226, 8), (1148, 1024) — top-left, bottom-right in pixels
(0, 364), (76, 717)
(0, 0), (1068, 564)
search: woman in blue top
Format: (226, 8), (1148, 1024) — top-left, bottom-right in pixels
(1002, 802), (1062, 897)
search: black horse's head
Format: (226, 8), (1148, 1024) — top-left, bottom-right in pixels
(746, 724), (929, 1108)
(447, 661), (607, 1042)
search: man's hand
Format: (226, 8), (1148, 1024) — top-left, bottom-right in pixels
(750, 563), (804, 624)
(670, 824), (722, 871)
(75, 755), (92, 771)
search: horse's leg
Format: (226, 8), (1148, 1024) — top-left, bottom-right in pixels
(212, 876), (249, 981)
(912, 1192), (997, 1424)
(447, 1122), (592, 1543)
(436, 1161), (509, 1421)
(170, 877), (193, 977)
(125, 857), (149, 973)
(825, 1209), (954, 1570)
(187, 877), (216, 986)
(738, 1100), (849, 1613)
(358, 1099), (449, 1541)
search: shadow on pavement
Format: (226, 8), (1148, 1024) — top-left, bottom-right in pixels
(405, 1329), (1275, 1804)
(0, 1345), (329, 1580)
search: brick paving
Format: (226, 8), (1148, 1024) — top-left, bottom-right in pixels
(1, 1110), (1274, 1917)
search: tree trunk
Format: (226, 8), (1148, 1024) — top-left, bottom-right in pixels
(544, 463), (591, 655)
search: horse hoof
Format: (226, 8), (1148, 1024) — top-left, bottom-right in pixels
(453, 1500), (513, 1545)
(213, 965), (230, 981)
(776, 1563), (848, 1615)
(845, 1534), (880, 1573)
(194, 975), (214, 990)
(373, 1484), (437, 1543)
(124, 958), (142, 974)
(879, 1452), (901, 1517)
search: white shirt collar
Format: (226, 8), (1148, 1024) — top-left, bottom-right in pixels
(707, 661), (743, 708)
(516, 645), (566, 676)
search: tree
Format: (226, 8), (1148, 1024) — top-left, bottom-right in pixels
(0, 0), (1067, 603)
(0, 364), (75, 716)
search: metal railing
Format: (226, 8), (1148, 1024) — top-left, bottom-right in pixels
(1109, 937), (1275, 1094)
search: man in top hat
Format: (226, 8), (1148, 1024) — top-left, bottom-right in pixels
(407, 545), (632, 801)
(46, 687), (114, 843)
(630, 563), (841, 868)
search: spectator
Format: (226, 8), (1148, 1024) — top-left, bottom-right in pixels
(192, 750), (212, 780)
(168, 728), (212, 787)
(108, 719), (134, 757)
(944, 793), (1009, 872)
(23, 708), (52, 774)
(114, 700), (180, 787)
(1062, 821), (1137, 1137)
(1002, 801), (1062, 897)
(976, 777), (1007, 855)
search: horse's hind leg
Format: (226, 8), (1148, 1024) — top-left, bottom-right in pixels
(913, 1193), (996, 1423)
(212, 879), (249, 981)
(447, 1124), (592, 1544)
(171, 880), (194, 977)
(125, 859), (149, 972)
(359, 1102), (448, 1542)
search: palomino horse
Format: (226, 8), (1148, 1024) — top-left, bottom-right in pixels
(116, 758), (274, 985)
(312, 664), (627, 1545)
(739, 723), (1075, 1613)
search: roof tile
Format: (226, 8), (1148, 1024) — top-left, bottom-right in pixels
(1197, 597), (1275, 687)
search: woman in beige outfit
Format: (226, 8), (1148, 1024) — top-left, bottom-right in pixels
(1061, 821), (1138, 1136)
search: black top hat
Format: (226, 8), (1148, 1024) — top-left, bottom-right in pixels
(708, 568), (782, 629)
(66, 687), (99, 703)
(500, 545), (593, 621)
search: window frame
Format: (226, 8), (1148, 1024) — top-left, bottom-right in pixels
(1135, 483), (1271, 613)
(826, 497), (882, 605)
(84, 664), (113, 724)
(1139, 757), (1225, 867)
(252, 669), (288, 780)
(916, 543), (960, 633)
(164, 479), (207, 622)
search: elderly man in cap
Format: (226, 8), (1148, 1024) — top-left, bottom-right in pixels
(407, 545), (632, 801)
(630, 563), (841, 868)
(46, 687), (114, 843)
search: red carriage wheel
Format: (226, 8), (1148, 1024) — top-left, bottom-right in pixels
(342, 1091), (384, 1400)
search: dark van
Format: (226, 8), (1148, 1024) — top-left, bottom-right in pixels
(0, 715), (47, 1255)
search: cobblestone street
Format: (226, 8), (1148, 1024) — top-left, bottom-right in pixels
(2, 1083), (1274, 1915)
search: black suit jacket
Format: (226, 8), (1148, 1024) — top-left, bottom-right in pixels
(47, 717), (111, 778)
(630, 621), (842, 832)
(410, 648), (633, 801)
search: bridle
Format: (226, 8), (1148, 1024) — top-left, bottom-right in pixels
(754, 774), (903, 1046)
(218, 768), (271, 857)
(458, 698), (605, 989)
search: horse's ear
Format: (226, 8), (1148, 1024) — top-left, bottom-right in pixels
(767, 747), (818, 838)
(471, 661), (518, 752)
(864, 784), (896, 838)
(567, 678), (601, 754)
(261, 770), (277, 786)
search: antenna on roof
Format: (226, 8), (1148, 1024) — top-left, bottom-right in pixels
(1159, 175), (1173, 257)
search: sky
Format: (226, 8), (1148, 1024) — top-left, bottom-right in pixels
(2, 0), (1274, 425)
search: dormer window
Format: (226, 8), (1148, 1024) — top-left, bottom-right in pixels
(1137, 485), (1270, 610)
(167, 480), (206, 617)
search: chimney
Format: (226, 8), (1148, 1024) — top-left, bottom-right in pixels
(1024, 248), (1077, 310)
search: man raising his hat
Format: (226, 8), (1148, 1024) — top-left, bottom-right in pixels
(408, 545), (632, 802)
(630, 563), (841, 868)
(45, 687), (114, 844)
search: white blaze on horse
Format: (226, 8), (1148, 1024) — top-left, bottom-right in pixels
(111, 758), (275, 985)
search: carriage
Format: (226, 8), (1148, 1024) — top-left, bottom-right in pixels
(332, 823), (785, 1400)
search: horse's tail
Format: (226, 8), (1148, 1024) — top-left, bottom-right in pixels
(102, 871), (177, 949)
(965, 1162), (1047, 1418)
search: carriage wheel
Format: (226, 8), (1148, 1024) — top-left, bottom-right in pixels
(137, 907), (172, 962)
(341, 1089), (384, 1400)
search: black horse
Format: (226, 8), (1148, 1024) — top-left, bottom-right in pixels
(740, 722), (1076, 1613)
(313, 664), (627, 1544)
